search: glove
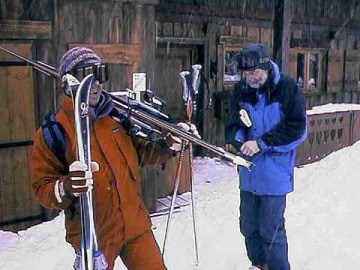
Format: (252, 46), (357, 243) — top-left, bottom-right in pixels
(55, 160), (99, 203)
(177, 122), (201, 139)
(166, 122), (201, 152)
(239, 109), (252, 127)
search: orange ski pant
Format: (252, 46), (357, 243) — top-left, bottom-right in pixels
(103, 229), (166, 270)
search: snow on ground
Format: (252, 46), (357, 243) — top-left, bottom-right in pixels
(286, 142), (360, 270)
(307, 103), (360, 114)
(1, 141), (360, 269)
(1, 104), (360, 270)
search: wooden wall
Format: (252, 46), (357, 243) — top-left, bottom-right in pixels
(156, 1), (274, 147)
(154, 1), (276, 147)
(0, 0), (56, 231)
(53, 1), (157, 96)
(0, 0), (159, 118)
(0, 0), (359, 230)
(0, 44), (43, 231)
(289, 0), (360, 109)
(0, 0), (161, 231)
(156, 0), (360, 148)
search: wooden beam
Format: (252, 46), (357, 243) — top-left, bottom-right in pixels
(156, 3), (273, 21)
(113, 0), (159, 4)
(69, 43), (140, 65)
(292, 16), (360, 31)
(281, 0), (292, 74)
(0, 20), (52, 40)
(156, 3), (360, 33)
(156, 37), (207, 45)
(273, 0), (292, 73)
(219, 36), (258, 46)
(156, 12), (273, 29)
(290, 38), (330, 48)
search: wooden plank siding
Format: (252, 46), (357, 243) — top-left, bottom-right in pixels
(53, 0), (185, 215)
(0, 44), (36, 143)
(327, 49), (344, 93)
(0, 0), (359, 229)
(0, 43), (42, 232)
(54, 1), (157, 92)
(156, 0), (360, 149)
(0, 20), (52, 40)
(69, 43), (141, 65)
(344, 50), (360, 92)
(141, 149), (191, 213)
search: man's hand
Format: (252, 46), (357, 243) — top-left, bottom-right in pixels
(56, 161), (99, 202)
(177, 122), (201, 139)
(240, 140), (260, 156)
(166, 122), (201, 151)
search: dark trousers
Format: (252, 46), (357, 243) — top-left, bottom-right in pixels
(239, 191), (290, 270)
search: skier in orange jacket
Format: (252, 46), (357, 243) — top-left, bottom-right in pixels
(31, 47), (191, 269)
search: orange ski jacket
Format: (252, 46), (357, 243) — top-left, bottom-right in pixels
(31, 95), (171, 250)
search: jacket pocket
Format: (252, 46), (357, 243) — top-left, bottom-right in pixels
(269, 152), (292, 174)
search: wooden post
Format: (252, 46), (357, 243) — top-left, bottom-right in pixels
(273, 0), (292, 74)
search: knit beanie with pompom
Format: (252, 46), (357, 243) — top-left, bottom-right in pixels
(58, 47), (101, 78)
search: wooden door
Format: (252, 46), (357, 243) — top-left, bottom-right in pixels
(141, 45), (201, 213)
(154, 46), (197, 121)
(0, 43), (42, 231)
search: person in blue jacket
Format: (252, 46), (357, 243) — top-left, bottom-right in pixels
(225, 44), (307, 270)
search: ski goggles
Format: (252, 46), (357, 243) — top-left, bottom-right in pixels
(237, 51), (270, 71)
(72, 63), (109, 84)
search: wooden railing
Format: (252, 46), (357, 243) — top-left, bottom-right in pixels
(296, 110), (360, 166)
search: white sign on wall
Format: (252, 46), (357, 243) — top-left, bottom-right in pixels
(133, 73), (146, 101)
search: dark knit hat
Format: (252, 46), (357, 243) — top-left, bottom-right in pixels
(237, 44), (271, 71)
(58, 47), (101, 78)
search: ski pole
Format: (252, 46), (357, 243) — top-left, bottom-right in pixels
(162, 141), (187, 257)
(162, 67), (202, 264)
(186, 65), (202, 265)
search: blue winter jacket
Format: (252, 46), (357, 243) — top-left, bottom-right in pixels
(225, 61), (307, 195)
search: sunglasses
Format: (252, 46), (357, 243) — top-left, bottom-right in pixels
(72, 63), (109, 84)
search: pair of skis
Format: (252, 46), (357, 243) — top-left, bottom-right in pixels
(0, 45), (107, 270)
(0, 45), (253, 170)
(70, 74), (108, 270)
(0, 45), (253, 269)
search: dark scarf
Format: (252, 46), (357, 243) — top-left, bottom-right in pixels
(91, 91), (114, 119)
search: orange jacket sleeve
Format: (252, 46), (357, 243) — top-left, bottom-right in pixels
(30, 128), (72, 210)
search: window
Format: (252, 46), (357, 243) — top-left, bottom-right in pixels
(290, 48), (324, 92)
(217, 35), (258, 90)
(224, 50), (242, 83)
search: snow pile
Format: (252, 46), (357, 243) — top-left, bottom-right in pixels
(307, 103), (360, 115)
